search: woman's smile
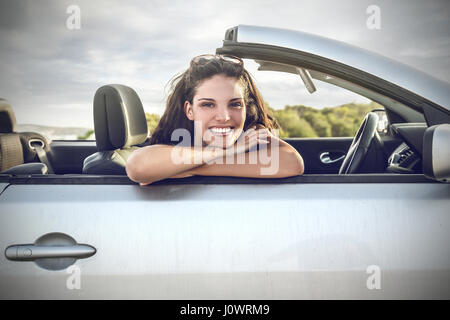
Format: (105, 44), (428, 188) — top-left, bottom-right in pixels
(208, 126), (234, 135)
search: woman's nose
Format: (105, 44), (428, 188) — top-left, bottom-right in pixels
(215, 105), (230, 121)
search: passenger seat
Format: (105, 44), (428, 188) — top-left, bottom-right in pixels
(82, 84), (148, 175)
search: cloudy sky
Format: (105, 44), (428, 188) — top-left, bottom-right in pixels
(0, 0), (449, 128)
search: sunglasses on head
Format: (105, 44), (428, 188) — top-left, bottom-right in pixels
(190, 54), (243, 66)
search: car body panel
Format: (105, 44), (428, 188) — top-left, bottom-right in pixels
(229, 25), (450, 110)
(0, 183), (9, 195)
(0, 182), (449, 299)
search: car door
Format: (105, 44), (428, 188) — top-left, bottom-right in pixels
(287, 137), (352, 174)
(0, 173), (449, 299)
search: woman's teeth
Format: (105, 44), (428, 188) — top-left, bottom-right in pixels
(210, 127), (232, 134)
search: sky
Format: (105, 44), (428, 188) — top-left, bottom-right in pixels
(0, 0), (449, 129)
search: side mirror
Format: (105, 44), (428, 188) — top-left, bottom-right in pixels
(423, 124), (450, 182)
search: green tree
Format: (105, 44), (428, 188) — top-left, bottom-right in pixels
(273, 108), (317, 138)
(303, 110), (332, 137)
(270, 102), (382, 138)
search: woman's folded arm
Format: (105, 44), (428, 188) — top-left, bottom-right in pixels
(189, 136), (304, 179)
(125, 144), (220, 184)
(126, 135), (304, 185)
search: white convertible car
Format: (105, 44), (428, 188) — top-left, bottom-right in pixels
(0, 25), (449, 299)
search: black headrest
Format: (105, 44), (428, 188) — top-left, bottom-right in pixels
(93, 84), (148, 151)
(0, 99), (17, 133)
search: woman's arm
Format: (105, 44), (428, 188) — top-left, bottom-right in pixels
(190, 136), (304, 178)
(126, 144), (215, 185)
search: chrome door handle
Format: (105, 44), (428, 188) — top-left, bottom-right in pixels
(5, 244), (96, 261)
(320, 152), (345, 164)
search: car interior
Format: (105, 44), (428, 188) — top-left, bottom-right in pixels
(0, 66), (439, 182)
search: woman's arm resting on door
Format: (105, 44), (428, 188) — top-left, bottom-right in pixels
(190, 136), (304, 178)
(126, 144), (221, 184)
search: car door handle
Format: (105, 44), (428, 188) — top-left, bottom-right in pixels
(5, 244), (96, 261)
(320, 152), (345, 164)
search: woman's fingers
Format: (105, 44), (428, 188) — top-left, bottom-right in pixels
(257, 138), (269, 144)
(247, 129), (270, 144)
(233, 126), (271, 155)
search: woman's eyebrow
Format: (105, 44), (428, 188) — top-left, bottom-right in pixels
(197, 97), (243, 101)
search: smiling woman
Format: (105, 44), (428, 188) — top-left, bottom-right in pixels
(125, 54), (304, 185)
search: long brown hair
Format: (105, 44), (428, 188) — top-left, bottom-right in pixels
(149, 55), (278, 146)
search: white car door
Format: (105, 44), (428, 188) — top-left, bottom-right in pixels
(1, 176), (449, 299)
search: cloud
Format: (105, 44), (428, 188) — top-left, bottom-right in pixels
(399, 37), (450, 59)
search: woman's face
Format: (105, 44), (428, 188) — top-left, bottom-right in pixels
(185, 74), (246, 148)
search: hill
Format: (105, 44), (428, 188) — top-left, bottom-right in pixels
(270, 101), (381, 138)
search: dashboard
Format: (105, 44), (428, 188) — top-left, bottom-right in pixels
(387, 143), (421, 173)
(386, 122), (427, 174)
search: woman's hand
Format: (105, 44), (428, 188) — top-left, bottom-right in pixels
(233, 125), (270, 154)
(203, 125), (270, 164)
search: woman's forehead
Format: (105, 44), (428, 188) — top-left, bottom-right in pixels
(194, 75), (244, 99)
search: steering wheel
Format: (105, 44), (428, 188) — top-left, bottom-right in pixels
(339, 112), (379, 174)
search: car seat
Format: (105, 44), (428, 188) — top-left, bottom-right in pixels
(0, 99), (52, 174)
(82, 84), (148, 175)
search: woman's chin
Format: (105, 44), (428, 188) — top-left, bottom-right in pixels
(205, 136), (235, 149)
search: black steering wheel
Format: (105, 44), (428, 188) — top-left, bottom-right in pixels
(339, 112), (379, 174)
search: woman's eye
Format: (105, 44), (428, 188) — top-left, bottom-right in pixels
(201, 103), (214, 108)
(230, 102), (242, 108)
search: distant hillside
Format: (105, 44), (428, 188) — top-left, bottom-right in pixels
(270, 101), (382, 138)
(15, 113), (161, 141)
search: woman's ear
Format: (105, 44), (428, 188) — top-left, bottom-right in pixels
(184, 101), (194, 120)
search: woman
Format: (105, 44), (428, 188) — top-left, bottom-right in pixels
(126, 54), (304, 185)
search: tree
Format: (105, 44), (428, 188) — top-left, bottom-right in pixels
(303, 110), (332, 137)
(273, 108), (317, 138)
(270, 102), (382, 138)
